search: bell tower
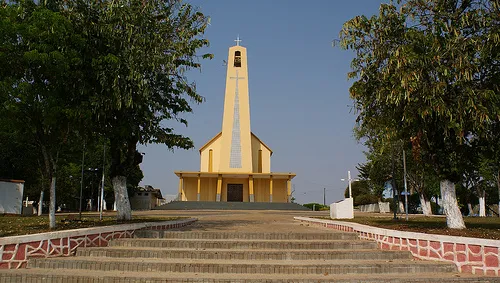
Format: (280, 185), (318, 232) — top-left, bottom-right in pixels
(218, 36), (253, 172)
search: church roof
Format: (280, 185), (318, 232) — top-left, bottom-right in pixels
(198, 131), (273, 155)
(198, 132), (222, 153)
(250, 132), (273, 155)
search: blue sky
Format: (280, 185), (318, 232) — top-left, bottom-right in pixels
(138, 0), (388, 204)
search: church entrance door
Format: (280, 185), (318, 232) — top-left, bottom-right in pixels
(227, 184), (243, 202)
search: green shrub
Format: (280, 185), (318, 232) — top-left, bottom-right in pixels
(354, 194), (379, 206)
(303, 203), (329, 211)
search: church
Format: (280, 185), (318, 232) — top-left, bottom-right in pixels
(174, 39), (296, 203)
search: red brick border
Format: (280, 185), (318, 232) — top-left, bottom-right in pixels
(295, 217), (500, 276)
(0, 218), (197, 269)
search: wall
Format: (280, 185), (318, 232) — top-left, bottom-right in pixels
(295, 217), (500, 276)
(253, 178), (270, 202)
(358, 202), (391, 213)
(272, 179), (287, 203)
(200, 134), (221, 172)
(200, 178), (217, 201)
(251, 134), (271, 173)
(183, 177), (198, 201)
(330, 198), (354, 219)
(0, 218), (196, 269)
(0, 181), (24, 214)
(129, 193), (156, 210)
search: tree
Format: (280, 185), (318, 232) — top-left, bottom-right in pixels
(339, 0), (499, 228)
(0, 0), (86, 228)
(358, 136), (440, 216)
(480, 123), (500, 216)
(68, 0), (212, 220)
(343, 180), (379, 206)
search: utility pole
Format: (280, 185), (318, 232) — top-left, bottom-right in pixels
(391, 149), (397, 220)
(403, 149), (408, 221)
(323, 188), (326, 206)
(99, 144), (106, 221)
(79, 142), (86, 220)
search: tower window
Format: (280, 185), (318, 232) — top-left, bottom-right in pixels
(234, 51), (241, 67)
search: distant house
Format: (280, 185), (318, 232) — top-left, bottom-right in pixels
(130, 185), (164, 210)
(0, 179), (25, 214)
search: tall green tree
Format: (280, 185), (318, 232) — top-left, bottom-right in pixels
(0, 0), (86, 228)
(339, 0), (499, 228)
(68, 0), (212, 220)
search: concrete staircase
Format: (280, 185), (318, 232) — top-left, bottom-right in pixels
(154, 201), (311, 211)
(1, 230), (499, 282)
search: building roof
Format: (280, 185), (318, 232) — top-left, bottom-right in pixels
(174, 171), (296, 179)
(138, 185), (163, 199)
(251, 132), (273, 155)
(0, 179), (25, 183)
(199, 132), (222, 153)
(198, 132), (273, 155)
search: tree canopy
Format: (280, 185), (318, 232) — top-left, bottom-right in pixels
(340, 0), (499, 228)
(0, 0), (212, 225)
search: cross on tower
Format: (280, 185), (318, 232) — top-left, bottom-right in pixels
(234, 35), (242, 46)
(230, 70), (246, 82)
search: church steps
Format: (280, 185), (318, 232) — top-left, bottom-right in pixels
(2, 269), (498, 283)
(134, 230), (358, 240)
(1, 230), (495, 281)
(155, 201), (311, 210)
(76, 247), (414, 260)
(108, 238), (378, 250)
(28, 257), (458, 274)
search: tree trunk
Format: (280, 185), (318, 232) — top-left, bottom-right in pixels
(467, 203), (473, 216)
(38, 190), (44, 216)
(497, 169), (500, 217)
(418, 193), (432, 216)
(112, 175), (131, 221)
(40, 144), (56, 229)
(479, 189), (486, 217)
(440, 180), (466, 229)
(398, 200), (405, 213)
(49, 177), (56, 229)
(425, 199), (432, 216)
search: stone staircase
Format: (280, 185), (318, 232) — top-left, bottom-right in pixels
(154, 201), (311, 211)
(1, 230), (499, 282)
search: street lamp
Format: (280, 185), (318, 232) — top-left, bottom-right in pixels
(341, 171), (359, 199)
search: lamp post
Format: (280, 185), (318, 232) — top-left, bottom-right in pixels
(79, 143), (86, 220)
(403, 149), (408, 221)
(99, 144), (106, 221)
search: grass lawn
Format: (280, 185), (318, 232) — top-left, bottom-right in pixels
(330, 213), (500, 240)
(0, 213), (181, 237)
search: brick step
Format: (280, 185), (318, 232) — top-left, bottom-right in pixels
(28, 257), (457, 274)
(108, 238), (378, 249)
(77, 247), (413, 260)
(134, 230), (358, 240)
(2, 269), (498, 283)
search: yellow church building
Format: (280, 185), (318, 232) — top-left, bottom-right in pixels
(174, 38), (296, 203)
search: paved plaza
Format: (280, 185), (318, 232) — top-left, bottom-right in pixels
(135, 209), (331, 233)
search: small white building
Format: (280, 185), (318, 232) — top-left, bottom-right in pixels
(0, 179), (25, 214)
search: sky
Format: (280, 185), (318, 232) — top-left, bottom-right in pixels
(138, 0), (388, 205)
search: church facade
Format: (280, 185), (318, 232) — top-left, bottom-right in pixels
(174, 39), (295, 203)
